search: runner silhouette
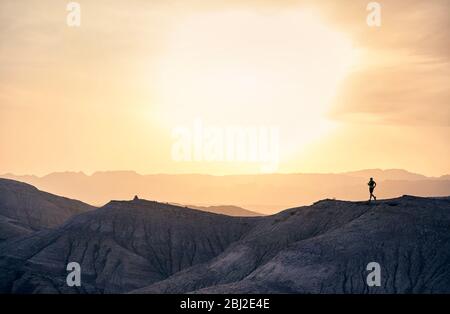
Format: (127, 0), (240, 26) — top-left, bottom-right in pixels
(368, 177), (377, 203)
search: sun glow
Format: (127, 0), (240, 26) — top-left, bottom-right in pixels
(153, 9), (359, 162)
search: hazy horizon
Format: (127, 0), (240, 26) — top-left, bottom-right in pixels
(2, 167), (450, 179)
(3, 168), (449, 214)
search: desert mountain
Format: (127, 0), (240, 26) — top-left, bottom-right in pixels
(2, 169), (449, 214)
(0, 180), (449, 294)
(0, 178), (94, 241)
(0, 197), (260, 293)
(133, 196), (450, 294)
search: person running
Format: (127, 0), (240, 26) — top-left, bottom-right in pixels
(368, 177), (377, 202)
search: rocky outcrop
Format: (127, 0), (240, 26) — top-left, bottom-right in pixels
(0, 179), (94, 241)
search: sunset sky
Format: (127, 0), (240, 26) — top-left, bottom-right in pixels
(0, 0), (449, 177)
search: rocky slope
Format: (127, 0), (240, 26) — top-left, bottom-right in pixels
(0, 198), (260, 293)
(133, 196), (450, 294)
(0, 178), (94, 241)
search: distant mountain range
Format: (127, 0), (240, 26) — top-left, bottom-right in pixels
(0, 178), (449, 293)
(1, 169), (449, 214)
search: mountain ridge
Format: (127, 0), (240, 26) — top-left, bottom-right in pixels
(0, 178), (95, 241)
(131, 195), (450, 294)
(0, 195), (261, 293)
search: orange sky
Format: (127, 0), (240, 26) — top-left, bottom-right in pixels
(0, 0), (449, 177)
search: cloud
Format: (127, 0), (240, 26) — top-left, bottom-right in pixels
(314, 0), (450, 126)
(329, 59), (450, 126)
